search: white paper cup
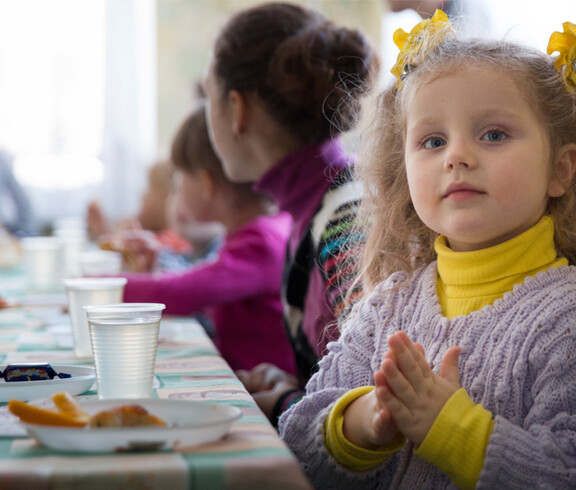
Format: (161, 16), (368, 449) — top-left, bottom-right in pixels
(21, 236), (63, 290)
(64, 278), (127, 358)
(79, 250), (122, 276)
(83, 303), (165, 399)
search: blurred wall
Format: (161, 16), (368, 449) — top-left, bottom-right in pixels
(156, 0), (384, 157)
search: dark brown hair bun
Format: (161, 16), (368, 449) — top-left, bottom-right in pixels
(213, 2), (379, 144)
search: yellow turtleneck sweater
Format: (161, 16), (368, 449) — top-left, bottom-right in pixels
(436, 216), (566, 318)
(325, 216), (566, 488)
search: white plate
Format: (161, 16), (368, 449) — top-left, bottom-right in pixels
(21, 398), (242, 452)
(0, 365), (95, 402)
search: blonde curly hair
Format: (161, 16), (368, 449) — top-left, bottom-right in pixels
(355, 37), (576, 294)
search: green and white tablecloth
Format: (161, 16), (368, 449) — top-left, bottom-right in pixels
(0, 270), (311, 490)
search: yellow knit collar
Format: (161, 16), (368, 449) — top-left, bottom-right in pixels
(435, 216), (559, 286)
(434, 216), (567, 318)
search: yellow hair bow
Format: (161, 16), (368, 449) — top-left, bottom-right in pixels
(547, 21), (576, 93)
(390, 9), (454, 89)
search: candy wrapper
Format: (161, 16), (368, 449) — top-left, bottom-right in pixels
(0, 364), (71, 382)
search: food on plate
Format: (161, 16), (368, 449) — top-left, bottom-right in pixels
(0, 297), (17, 309)
(8, 391), (167, 429)
(98, 236), (135, 269)
(89, 404), (167, 428)
(98, 235), (149, 273)
(8, 398), (89, 427)
(51, 391), (90, 422)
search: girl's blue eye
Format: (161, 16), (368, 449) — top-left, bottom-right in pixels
(423, 137), (445, 149)
(482, 130), (506, 142)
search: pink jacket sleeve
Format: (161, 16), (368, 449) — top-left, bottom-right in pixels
(122, 214), (291, 316)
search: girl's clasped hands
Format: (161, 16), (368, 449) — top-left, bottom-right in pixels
(376, 333), (460, 446)
(346, 332), (461, 449)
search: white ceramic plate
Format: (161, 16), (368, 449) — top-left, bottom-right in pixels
(0, 365), (95, 402)
(21, 398), (242, 452)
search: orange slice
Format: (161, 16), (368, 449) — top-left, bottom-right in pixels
(51, 392), (90, 423)
(8, 399), (88, 427)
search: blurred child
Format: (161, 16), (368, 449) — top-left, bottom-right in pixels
(204, 1), (380, 423)
(121, 105), (295, 374)
(280, 11), (576, 489)
(88, 161), (197, 272)
(166, 188), (224, 265)
(0, 149), (34, 236)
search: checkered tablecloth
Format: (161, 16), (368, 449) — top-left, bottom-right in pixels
(0, 287), (311, 489)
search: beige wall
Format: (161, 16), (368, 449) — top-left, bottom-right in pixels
(157, 0), (384, 156)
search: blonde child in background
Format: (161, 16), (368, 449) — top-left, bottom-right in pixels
(86, 161), (174, 239)
(136, 160), (174, 233)
(121, 105), (295, 374)
(166, 190), (224, 265)
(280, 11), (576, 489)
(87, 161), (196, 272)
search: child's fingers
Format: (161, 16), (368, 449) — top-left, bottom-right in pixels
(414, 342), (425, 356)
(235, 369), (254, 392)
(376, 375), (409, 423)
(381, 337), (423, 368)
(374, 404), (398, 437)
(388, 332), (430, 389)
(381, 348), (397, 370)
(374, 369), (387, 388)
(382, 357), (418, 407)
(439, 346), (462, 384)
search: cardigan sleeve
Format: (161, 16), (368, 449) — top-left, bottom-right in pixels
(477, 314), (576, 489)
(416, 388), (494, 489)
(279, 286), (402, 488)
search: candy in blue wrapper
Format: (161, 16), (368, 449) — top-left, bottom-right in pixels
(0, 363), (71, 382)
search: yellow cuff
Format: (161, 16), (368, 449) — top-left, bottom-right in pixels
(325, 386), (405, 471)
(416, 388), (495, 490)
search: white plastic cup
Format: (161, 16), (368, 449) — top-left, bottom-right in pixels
(78, 250), (122, 276)
(83, 303), (165, 399)
(64, 277), (127, 358)
(55, 229), (88, 278)
(21, 236), (63, 290)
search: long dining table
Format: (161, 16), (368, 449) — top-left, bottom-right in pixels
(0, 267), (312, 490)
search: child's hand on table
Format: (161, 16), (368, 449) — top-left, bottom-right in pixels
(236, 363), (300, 421)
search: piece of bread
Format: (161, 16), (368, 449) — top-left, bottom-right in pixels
(89, 404), (167, 428)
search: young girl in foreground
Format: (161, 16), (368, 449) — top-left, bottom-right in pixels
(280, 11), (576, 489)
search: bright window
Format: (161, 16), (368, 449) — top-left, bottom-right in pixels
(0, 0), (155, 232)
(0, 0), (105, 182)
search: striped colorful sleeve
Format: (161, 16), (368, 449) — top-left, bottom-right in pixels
(316, 198), (363, 319)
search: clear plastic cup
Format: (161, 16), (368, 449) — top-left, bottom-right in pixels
(63, 277), (127, 358)
(78, 250), (122, 276)
(21, 236), (63, 290)
(55, 229), (88, 278)
(83, 303), (165, 399)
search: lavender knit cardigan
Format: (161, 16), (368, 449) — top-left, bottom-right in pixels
(279, 263), (576, 489)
